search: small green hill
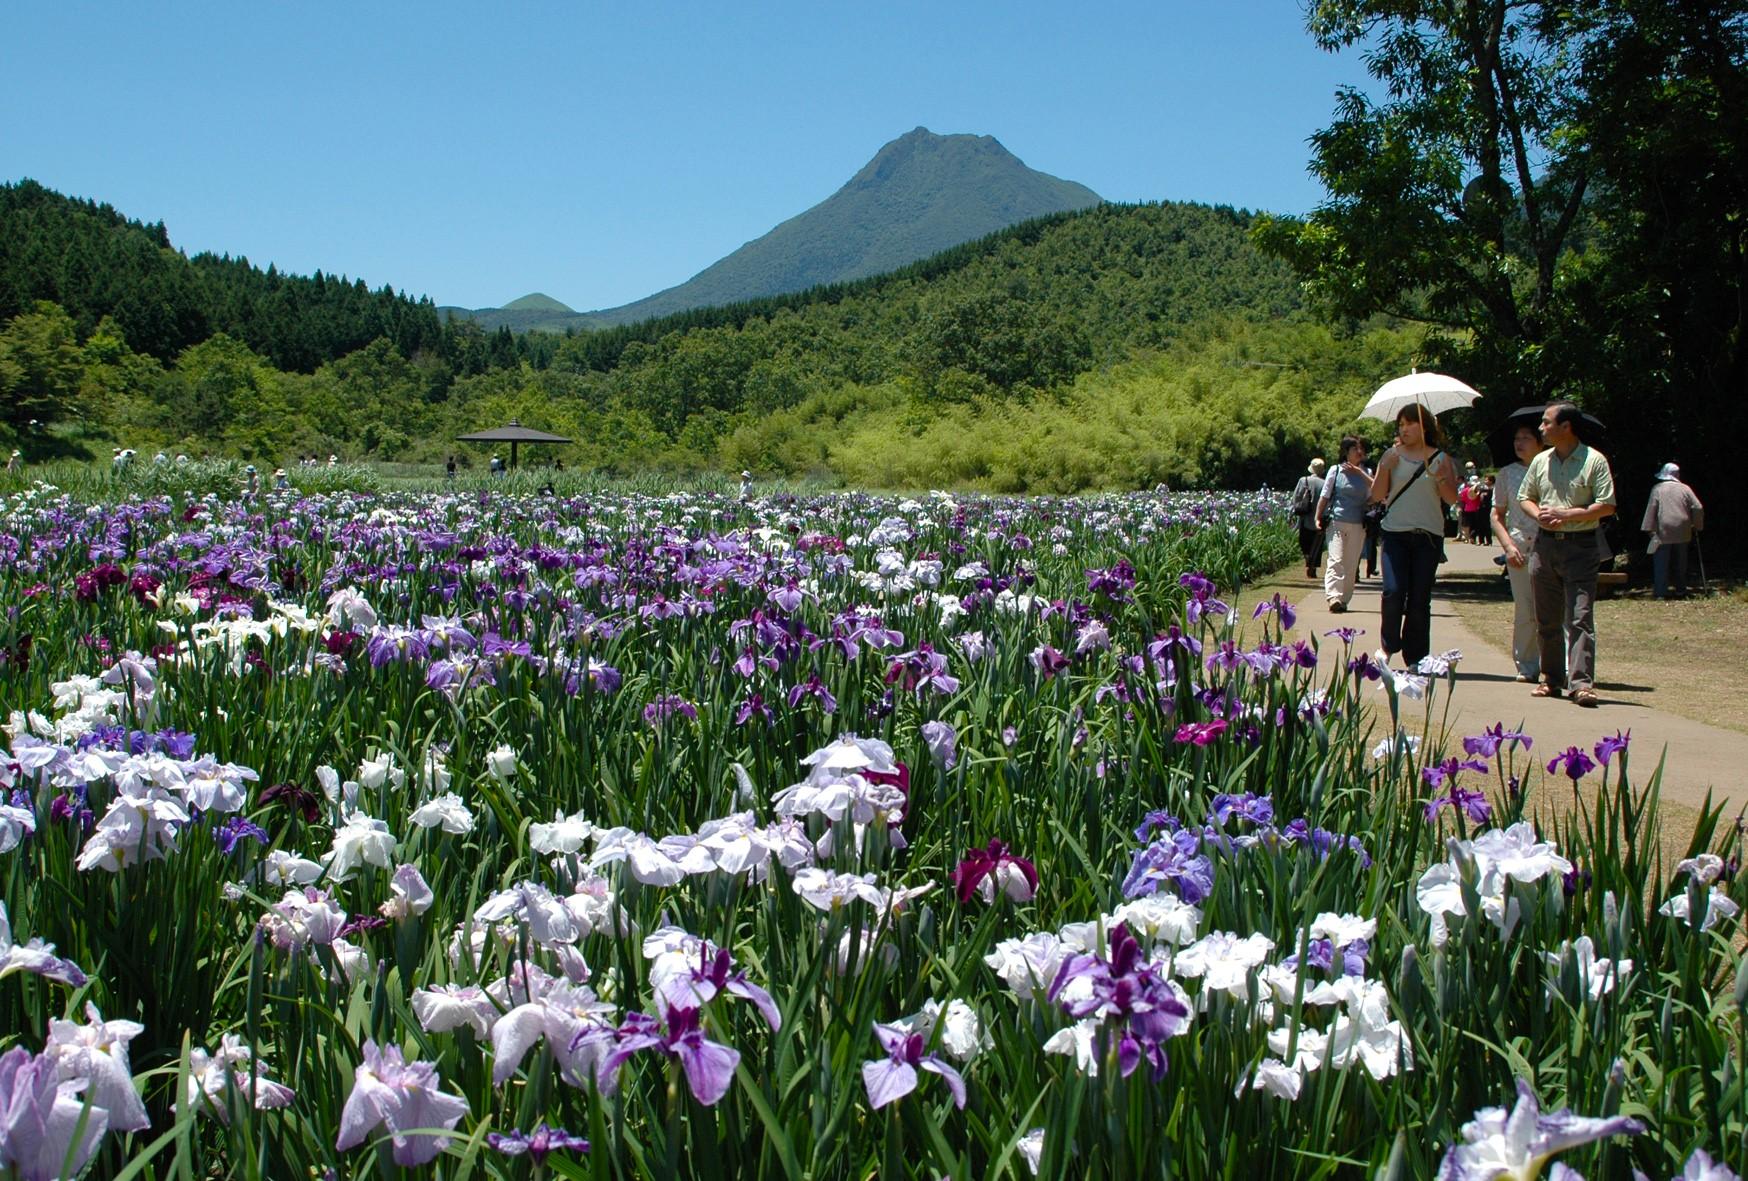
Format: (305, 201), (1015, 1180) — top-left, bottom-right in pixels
(501, 292), (574, 313)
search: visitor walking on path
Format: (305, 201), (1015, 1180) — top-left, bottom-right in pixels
(1368, 404), (1460, 668)
(1292, 458), (1327, 578)
(1519, 402), (1616, 707)
(1316, 435), (1372, 613)
(1491, 423), (1546, 683)
(1641, 463), (1704, 599)
(1274, 537), (1742, 825)
(1458, 463), (1483, 543)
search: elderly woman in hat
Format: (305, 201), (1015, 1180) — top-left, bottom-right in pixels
(1641, 463), (1705, 598)
(1292, 458), (1328, 578)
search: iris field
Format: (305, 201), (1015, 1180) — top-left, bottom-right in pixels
(0, 477), (1742, 1179)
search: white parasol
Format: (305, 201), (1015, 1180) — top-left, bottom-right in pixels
(1361, 371), (1482, 421)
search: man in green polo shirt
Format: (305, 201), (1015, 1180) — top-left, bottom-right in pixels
(1518, 401), (1616, 707)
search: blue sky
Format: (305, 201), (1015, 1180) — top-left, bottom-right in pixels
(5, 1), (1373, 311)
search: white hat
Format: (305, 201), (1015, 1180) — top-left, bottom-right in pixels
(1465, 460), (1477, 469)
(1655, 463), (1680, 482)
(1308, 458), (1326, 473)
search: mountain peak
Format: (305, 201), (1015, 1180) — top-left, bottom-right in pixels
(572, 128), (1101, 326)
(501, 292), (574, 312)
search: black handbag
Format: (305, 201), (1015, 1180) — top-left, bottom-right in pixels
(1367, 449), (1441, 530)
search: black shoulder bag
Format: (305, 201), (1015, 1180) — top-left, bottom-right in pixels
(1364, 449), (1441, 530)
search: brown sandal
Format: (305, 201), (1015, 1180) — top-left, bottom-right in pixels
(1530, 683), (1556, 698)
(1571, 687), (1599, 708)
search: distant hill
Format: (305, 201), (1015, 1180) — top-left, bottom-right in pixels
(501, 292), (573, 312)
(0, 178), (453, 371)
(446, 127), (1103, 332)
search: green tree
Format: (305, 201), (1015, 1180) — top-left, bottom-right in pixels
(1254, 0), (1592, 406)
(0, 301), (85, 438)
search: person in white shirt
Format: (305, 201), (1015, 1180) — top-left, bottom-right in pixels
(1491, 424), (1547, 681)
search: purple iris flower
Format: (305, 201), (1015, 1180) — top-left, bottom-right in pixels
(1122, 830), (1214, 903)
(785, 675), (838, 714)
(767, 582), (805, 612)
(1134, 810), (1183, 842)
(886, 645), (960, 697)
(1593, 730), (1630, 767)
(1148, 625), (1203, 662)
(1250, 593), (1297, 631)
(1208, 792), (1273, 828)
(733, 692), (773, 727)
(1346, 651), (1384, 681)
(1047, 924), (1191, 1081)
(1424, 786), (1493, 825)
(594, 1006), (741, 1107)
(1462, 723), (1533, 758)
(1178, 572), (1230, 624)
(643, 695), (699, 728)
(1323, 626), (1363, 644)
(212, 815), (269, 855)
(656, 946), (782, 1033)
(1029, 645), (1070, 680)
(1173, 719), (1227, 747)
(861, 1022), (967, 1110)
(487, 1123), (590, 1164)
(364, 627), (429, 668)
(1086, 560), (1137, 601)
(1546, 746), (1597, 781)
(1422, 757), (1490, 790)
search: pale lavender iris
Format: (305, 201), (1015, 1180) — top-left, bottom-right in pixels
(335, 1041), (469, 1167)
(860, 1021), (967, 1110)
(1435, 1077), (1643, 1180)
(0, 1046), (109, 1180)
(920, 720), (958, 770)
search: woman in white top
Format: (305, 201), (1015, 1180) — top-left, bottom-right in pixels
(1491, 424), (1546, 680)
(1366, 403), (1461, 667)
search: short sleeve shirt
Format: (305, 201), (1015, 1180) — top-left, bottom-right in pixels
(1495, 461), (1539, 542)
(1518, 444), (1615, 533)
(1320, 468), (1370, 525)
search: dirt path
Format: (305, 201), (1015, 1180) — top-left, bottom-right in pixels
(1272, 536), (1744, 840)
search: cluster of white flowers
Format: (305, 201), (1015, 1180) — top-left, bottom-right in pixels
(771, 735), (908, 859)
(1417, 823), (1573, 947)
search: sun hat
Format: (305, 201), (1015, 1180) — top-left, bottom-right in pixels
(1655, 463), (1680, 482)
(1308, 458), (1326, 473)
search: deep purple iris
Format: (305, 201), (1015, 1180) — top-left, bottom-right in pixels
(1048, 924), (1191, 1081)
(1547, 746), (1598, 781)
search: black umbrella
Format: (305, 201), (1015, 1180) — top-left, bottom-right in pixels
(1485, 405), (1609, 468)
